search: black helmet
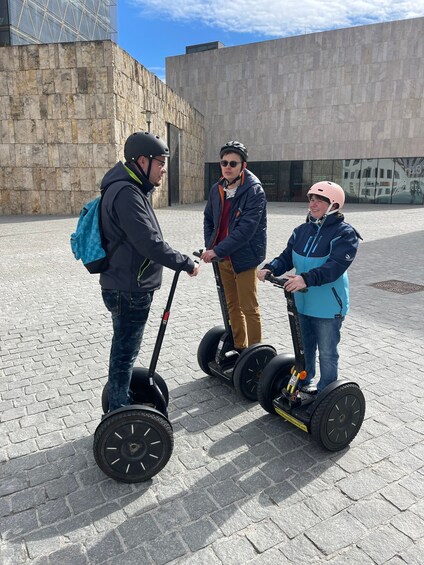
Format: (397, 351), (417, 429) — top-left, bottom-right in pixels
(220, 141), (248, 162)
(124, 131), (170, 162)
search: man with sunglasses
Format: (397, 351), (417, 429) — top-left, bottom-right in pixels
(99, 131), (199, 412)
(258, 181), (361, 395)
(202, 141), (267, 353)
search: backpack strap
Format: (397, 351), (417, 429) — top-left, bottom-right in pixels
(99, 180), (130, 261)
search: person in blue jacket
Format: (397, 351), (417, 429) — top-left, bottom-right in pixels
(258, 181), (361, 394)
(100, 132), (199, 412)
(201, 141), (267, 352)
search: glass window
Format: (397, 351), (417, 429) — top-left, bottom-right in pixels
(341, 159), (361, 202)
(290, 161), (312, 202)
(393, 158), (424, 204)
(259, 162), (279, 202)
(278, 162), (291, 201)
(359, 159), (378, 203)
(311, 160), (333, 184)
(375, 159), (394, 203)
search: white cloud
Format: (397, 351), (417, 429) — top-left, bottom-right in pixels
(130, 0), (424, 37)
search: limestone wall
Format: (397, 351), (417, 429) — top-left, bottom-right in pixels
(0, 41), (204, 215)
(166, 18), (424, 163)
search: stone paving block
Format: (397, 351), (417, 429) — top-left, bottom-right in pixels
(337, 468), (387, 499)
(25, 526), (63, 560)
(272, 500), (321, 538)
(325, 546), (375, 564)
(181, 489), (219, 520)
(172, 546), (221, 564)
(391, 509), (424, 541)
(46, 543), (89, 565)
(357, 523), (412, 564)
(380, 482), (418, 511)
(179, 518), (221, 552)
(85, 529), (125, 564)
(212, 534), (257, 564)
(145, 531), (187, 565)
(305, 509), (367, 554)
(305, 485), (352, 519)
(117, 513), (161, 550)
(347, 495), (398, 528)
(150, 500), (190, 533)
(210, 503), (251, 536)
(103, 546), (151, 565)
(244, 518), (286, 553)
(207, 479), (244, 508)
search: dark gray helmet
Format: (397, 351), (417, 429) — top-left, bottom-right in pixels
(220, 141), (248, 162)
(124, 131), (170, 162)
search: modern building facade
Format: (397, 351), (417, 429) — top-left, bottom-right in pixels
(0, 0), (117, 46)
(166, 18), (424, 205)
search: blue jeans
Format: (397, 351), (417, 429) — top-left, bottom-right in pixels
(299, 314), (344, 393)
(102, 290), (153, 412)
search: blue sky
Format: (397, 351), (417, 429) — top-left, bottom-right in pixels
(117, 1), (424, 81)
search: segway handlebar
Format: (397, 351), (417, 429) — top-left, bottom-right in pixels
(264, 272), (308, 293)
(193, 249), (223, 263)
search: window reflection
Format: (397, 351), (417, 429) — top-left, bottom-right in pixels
(204, 157), (424, 205)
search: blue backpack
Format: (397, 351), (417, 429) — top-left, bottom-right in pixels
(70, 183), (126, 274)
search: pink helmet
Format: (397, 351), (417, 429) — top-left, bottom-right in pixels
(307, 181), (345, 213)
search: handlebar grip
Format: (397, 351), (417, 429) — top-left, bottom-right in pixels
(193, 249), (223, 263)
(264, 272), (308, 293)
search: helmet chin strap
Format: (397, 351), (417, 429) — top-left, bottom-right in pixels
(308, 203), (339, 224)
(325, 203), (339, 215)
(133, 158), (153, 182)
(223, 173), (242, 188)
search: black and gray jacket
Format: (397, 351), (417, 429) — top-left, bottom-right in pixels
(99, 161), (194, 292)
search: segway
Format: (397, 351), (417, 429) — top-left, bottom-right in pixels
(195, 250), (276, 401)
(258, 273), (365, 451)
(93, 269), (183, 483)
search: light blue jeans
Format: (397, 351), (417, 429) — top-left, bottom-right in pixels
(299, 314), (344, 393)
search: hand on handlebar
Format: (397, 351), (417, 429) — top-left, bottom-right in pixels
(283, 274), (307, 293)
(257, 269), (271, 282)
(201, 249), (218, 263)
(187, 264), (200, 277)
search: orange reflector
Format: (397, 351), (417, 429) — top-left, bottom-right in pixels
(299, 371), (307, 380)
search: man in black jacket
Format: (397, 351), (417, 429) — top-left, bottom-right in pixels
(100, 131), (198, 412)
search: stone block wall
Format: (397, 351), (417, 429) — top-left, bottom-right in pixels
(0, 41), (204, 215)
(166, 17), (424, 163)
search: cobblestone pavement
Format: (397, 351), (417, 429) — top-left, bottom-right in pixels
(1, 202), (424, 565)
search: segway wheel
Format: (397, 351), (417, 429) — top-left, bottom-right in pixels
(310, 383), (365, 451)
(101, 368), (169, 414)
(257, 354), (295, 414)
(93, 409), (173, 483)
(197, 325), (226, 375)
(232, 345), (277, 401)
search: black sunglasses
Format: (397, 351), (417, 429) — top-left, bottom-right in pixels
(220, 160), (242, 168)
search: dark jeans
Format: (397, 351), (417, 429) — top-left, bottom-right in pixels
(299, 313), (344, 393)
(102, 290), (153, 412)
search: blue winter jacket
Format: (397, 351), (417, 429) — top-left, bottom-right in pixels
(264, 214), (360, 318)
(204, 169), (267, 273)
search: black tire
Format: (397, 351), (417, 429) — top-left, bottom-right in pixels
(232, 345), (277, 401)
(197, 325), (226, 375)
(310, 383), (365, 451)
(101, 368), (169, 413)
(93, 409), (173, 483)
(257, 354), (295, 414)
